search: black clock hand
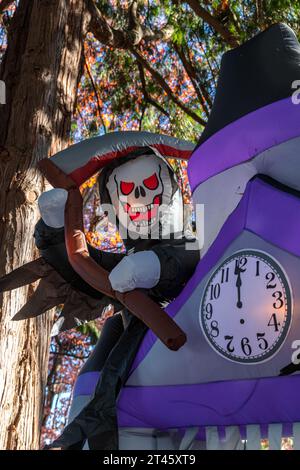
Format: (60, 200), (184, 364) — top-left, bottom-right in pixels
(234, 262), (243, 309)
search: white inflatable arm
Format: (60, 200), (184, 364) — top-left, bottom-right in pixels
(38, 188), (68, 228)
(109, 250), (161, 293)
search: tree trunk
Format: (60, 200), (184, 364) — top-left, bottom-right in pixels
(0, 0), (90, 449)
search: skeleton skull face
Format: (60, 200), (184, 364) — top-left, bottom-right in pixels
(106, 154), (173, 236)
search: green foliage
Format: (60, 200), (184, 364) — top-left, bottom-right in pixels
(73, 1), (300, 144)
(76, 321), (100, 345)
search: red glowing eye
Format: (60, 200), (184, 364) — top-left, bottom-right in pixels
(143, 173), (159, 190)
(120, 181), (135, 195)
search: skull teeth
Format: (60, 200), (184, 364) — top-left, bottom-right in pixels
(130, 204), (154, 213)
(132, 217), (156, 227)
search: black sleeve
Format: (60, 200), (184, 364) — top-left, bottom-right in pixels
(34, 219), (125, 298)
(151, 239), (200, 301)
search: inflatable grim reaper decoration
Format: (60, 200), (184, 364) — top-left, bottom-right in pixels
(2, 22), (300, 451)
(103, 23), (300, 451)
(63, 23), (300, 450)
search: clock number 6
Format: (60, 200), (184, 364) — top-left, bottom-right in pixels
(241, 337), (252, 356)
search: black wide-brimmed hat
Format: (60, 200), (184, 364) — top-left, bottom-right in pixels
(198, 23), (300, 146)
(189, 23), (300, 256)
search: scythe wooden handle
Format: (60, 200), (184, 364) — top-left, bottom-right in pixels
(37, 158), (187, 351)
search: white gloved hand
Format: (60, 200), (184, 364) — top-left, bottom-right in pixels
(38, 188), (68, 228)
(109, 250), (161, 293)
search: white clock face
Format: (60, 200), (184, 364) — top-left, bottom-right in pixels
(200, 250), (292, 364)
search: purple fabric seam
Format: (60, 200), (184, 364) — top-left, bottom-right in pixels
(117, 375), (300, 430)
(73, 372), (300, 434)
(188, 97), (300, 192)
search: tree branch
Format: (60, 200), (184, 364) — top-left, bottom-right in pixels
(142, 24), (174, 43)
(51, 351), (89, 360)
(197, 37), (218, 89)
(87, 0), (173, 48)
(127, 0), (143, 44)
(87, 0), (142, 48)
(132, 47), (206, 126)
(84, 56), (107, 134)
(186, 45), (213, 108)
(137, 61), (170, 117)
(75, 104), (90, 136)
(87, 1), (205, 125)
(256, 0), (265, 28)
(173, 43), (211, 118)
(138, 101), (146, 131)
(184, 0), (239, 48)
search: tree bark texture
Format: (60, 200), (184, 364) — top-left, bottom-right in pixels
(0, 0), (90, 449)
